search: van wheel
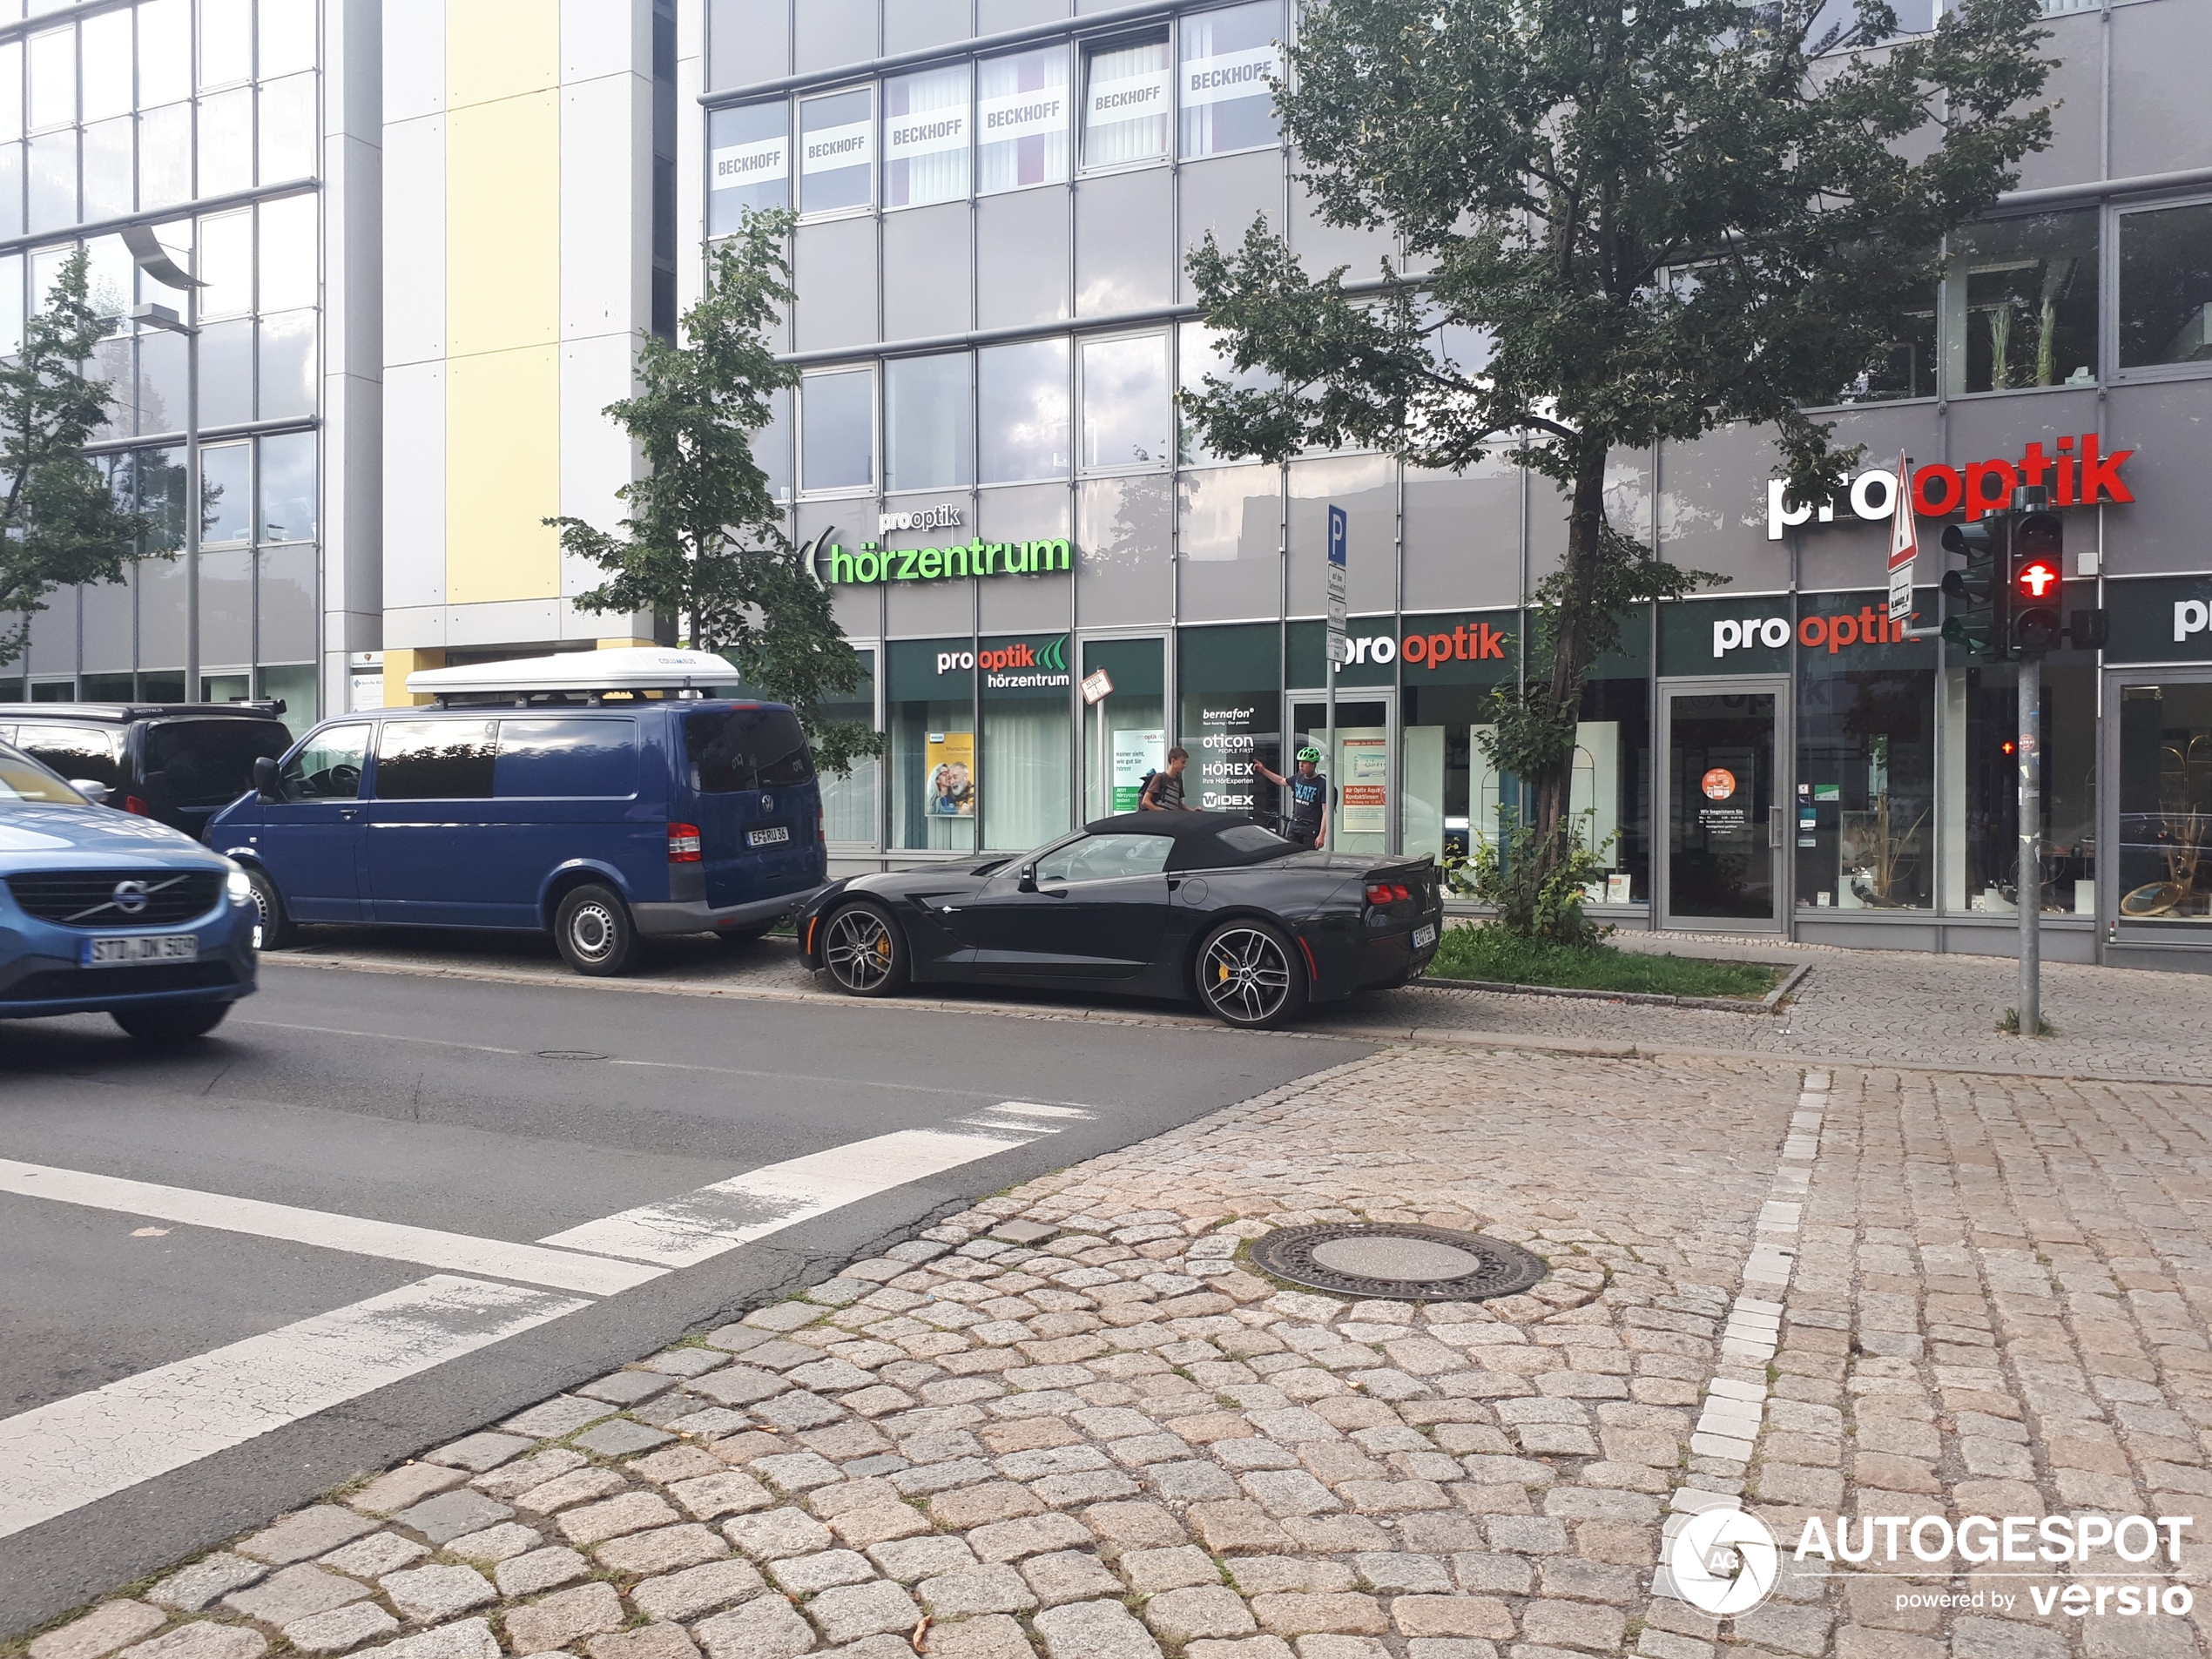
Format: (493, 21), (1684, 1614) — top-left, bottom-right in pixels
(556, 884), (642, 976)
(114, 1003), (232, 1046)
(820, 902), (908, 997)
(244, 867), (295, 950)
(1195, 920), (1309, 1029)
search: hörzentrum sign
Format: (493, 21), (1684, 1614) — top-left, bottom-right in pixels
(1768, 432), (2134, 539)
(816, 537), (1074, 585)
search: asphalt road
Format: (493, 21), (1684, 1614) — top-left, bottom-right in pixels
(0, 963), (1369, 1635)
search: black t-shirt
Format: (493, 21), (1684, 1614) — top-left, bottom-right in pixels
(1145, 769), (1185, 810)
(1285, 771), (1327, 831)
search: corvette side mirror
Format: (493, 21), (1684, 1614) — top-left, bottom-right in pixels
(253, 755), (282, 799)
(1017, 866), (1037, 893)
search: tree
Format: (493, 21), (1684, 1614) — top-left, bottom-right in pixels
(0, 250), (164, 673)
(549, 210), (879, 774)
(1181, 0), (2054, 937)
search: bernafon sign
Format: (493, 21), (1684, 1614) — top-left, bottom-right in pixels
(1767, 433), (2134, 540)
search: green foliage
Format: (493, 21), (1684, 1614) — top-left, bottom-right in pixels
(1463, 817), (1616, 945)
(1181, 0), (2054, 928)
(0, 250), (165, 671)
(550, 211), (880, 775)
(1430, 922), (1782, 1000)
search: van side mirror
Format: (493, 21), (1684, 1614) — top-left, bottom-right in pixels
(71, 779), (111, 806)
(253, 755), (282, 799)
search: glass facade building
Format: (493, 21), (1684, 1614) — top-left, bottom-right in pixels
(710, 0), (2212, 973)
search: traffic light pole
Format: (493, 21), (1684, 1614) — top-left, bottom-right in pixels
(2018, 656), (2040, 1034)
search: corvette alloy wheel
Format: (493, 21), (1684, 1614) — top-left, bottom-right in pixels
(1198, 922), (1303, 1028)
(824, 904), (905, 995)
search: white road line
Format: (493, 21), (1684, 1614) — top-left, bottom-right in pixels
(0, 1275), (587, 1540)
(539, 1125), (1037, 1268)
(0, 1159), (664, 1296)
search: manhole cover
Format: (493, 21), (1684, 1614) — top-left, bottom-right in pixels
(1249, 1223), (1548, 1302)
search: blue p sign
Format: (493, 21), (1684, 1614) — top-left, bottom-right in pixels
(1327, 505), (1348, 568)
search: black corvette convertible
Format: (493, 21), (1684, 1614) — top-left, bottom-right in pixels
(797, 811), (1443, 1028)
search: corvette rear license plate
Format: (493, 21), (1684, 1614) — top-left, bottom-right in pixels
(747, 826), (790, 847)
(1412, 923), (1437, 949)
(84, 934), (199, 966)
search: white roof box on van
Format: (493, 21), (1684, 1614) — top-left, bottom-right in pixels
(405, 647), (740, 697)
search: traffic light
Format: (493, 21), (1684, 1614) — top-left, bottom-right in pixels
(2009, 505), (2063, 655)
(1940, 515), (2009, 660)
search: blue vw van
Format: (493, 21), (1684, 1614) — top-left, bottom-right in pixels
(205, 651), (828, 975)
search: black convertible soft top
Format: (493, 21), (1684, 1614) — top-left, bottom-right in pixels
(1080, 810), (1302, 872)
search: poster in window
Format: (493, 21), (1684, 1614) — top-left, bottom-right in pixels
(926, 731), (975, 817)
(1339, 732), (1387, 835)
(1113, 728), (1164, 813)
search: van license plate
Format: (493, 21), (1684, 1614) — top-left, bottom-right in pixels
(1412, 923), (1437, 949)
(747, 826), (790, 847)
(85, 934), (199, 966)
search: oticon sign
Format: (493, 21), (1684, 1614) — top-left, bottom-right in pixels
(1767, 434), (2134, 540)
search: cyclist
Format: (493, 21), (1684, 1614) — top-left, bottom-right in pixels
(1254, 746), (1329, 848)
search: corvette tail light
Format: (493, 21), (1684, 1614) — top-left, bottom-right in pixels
(1364, 881), (1413, 907)
(124, 795), (150, 816)
(668, 823), (702, 862)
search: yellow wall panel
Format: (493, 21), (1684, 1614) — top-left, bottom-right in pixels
(448, 90), (560, 357)
(381, 647), (446, 708)
(447, 346), (562, 605)
(446, 0), (559, 109)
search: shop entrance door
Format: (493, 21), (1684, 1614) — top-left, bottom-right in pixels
(1287, 693), (1393, 853)
(1660, 681), (1787, 929)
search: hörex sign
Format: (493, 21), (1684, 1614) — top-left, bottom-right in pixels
(1766, 433), (2133, 540)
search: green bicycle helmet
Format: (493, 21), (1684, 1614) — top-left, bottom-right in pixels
(1297, 745), (1322, 764)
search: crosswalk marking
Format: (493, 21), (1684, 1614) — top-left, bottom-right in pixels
(0, 1276), (587, 1541)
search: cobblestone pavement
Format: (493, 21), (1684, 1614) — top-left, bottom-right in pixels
(266, 923), (2212, 1084)
(24, 1044), (2212, 1658)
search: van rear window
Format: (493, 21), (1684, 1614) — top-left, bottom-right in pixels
(144, 719), (292, 807)
(685, 707), (814, 793)
(15, 723), (125, 787)
(494, 718), (639, 799)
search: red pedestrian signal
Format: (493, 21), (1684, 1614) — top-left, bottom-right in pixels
(2008, 506), (2063, 655)
(2015, 558), (2060, 600)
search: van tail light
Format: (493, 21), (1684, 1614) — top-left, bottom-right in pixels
(668, 823), (702, 862)
(123, 795), (150, 816)
(818, 806), (826, 844)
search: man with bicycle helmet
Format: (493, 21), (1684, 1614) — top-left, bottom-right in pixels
(1254, 745), (1329, 848)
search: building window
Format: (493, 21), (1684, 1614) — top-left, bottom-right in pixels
(200, 0), (253, 90)
(260, 429), (317, 543)
(140, 0), (191, 106)
(799, 86), (873, 217)
(1946, 652), (2097, 919)
(886, 352), (974, 493)
(1081, 35), (1170, 171)
(2117, 683), (2212, 925)
(2119, 200), (2212, 371)
(1081, 332), (1170, 472)
(977, 46), (1069, 195)
(27, 29), (72, 132)
(978, 337), (1069, 484)
(1081, 637), (1165, 819)
(1179, 0), (1283, 160)
(889, 637), (975, 853)
(884, 64), (968, 210)
(1946, 211), (2097, 394)
(754, 386), (792, 502)
(800, 367), (874, 494)
(1177, 624), (1280, 817)
(709, 102), (788, 233)
(1831, 273), (1937, 404)
(981, 632), (1072, 851)
(820, 648), (879, 844)
(200, 442), (252, 544)
(80, 10), (132, 124)
(1795, 591), (1935, 914)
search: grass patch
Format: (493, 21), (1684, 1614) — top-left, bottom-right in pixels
(1426, 923), (1784, 1000)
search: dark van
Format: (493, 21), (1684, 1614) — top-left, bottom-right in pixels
(204, 671), (827, 974)
(0, 704), (295, 840)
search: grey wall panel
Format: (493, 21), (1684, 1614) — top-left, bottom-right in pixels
(980, 0), (1067, 30)
(980, 564), (1076, 632)
(1076, 475), (1173, 627)
(887, 569), (977, 635)
(1288, 171), (1393, 282)
(832, 580), (886, 638)
(884, 201), (974, 343)
(24, 591), (76, 678)
(979, 482), (1069, 545)
(1946, 388), (2099, 478)
(980, 482), (1072, 632)
(138, 558), (186, 670)
(79, 570), (133, 672)
(1285, 455), (1394, 617)
(708, 0), (789, 90)
(1527, 469), (1568, 586)
(1076, 167), (1173, 316)
(794, 216), (882, 353)
(2012, 12), (2102, 194)
(794, 0), (878, 75)
(1656, 421), (1792, 591)
(1797, 516), (1891, 595)
(2101, 379), (2212, 576)
(1403, 461), (1521, 612)
(2112, 0), (2212, 179)
(887, 0), (973, 55)
(1177, 464), (1280, 622)
(976, 186), (1072, 330)
(1178, 150), (1281, 304)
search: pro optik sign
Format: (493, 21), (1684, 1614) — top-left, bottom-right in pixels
(1767, 433), (2134, 540)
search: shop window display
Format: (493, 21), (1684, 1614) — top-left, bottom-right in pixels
(1178, 624), (1279, 818)
(1082, 637), (1164, 819)
(1945, 655), (2095, 917)
(2116, 682), (2212, 925)
(1795, 590), (1935, 913)
(980, 631), (1073, 851)
(889, 637), (975, 853)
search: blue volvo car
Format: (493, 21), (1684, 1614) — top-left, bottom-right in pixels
(0, 738), (259, 1044)
(206, 650), (829, 975)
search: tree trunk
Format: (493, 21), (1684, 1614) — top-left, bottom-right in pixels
(1527, 442), (1611, 860)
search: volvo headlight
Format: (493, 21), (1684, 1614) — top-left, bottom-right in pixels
(226, 867), (254, 904)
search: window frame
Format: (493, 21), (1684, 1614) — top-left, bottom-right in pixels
(883, 347), (976, 495)
(1938, 205), (2103, 401)
(1176, 0), (1289, 165)
(976, 334), (1073, 489)
(2109, 191), (2212, 388)
(797, 361), (879, 499)
(1076, 28), (1174, 178)
(795, 82), (877, 223)
(880, 60), (971, 214)
(974, 42), (1073, 199)
(1077, 327), (1172, 477)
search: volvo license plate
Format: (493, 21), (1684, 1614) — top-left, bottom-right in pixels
(1412, 923), (1437, 949)
(84, 934), (199, 966)
(747, 826), (790, 847)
